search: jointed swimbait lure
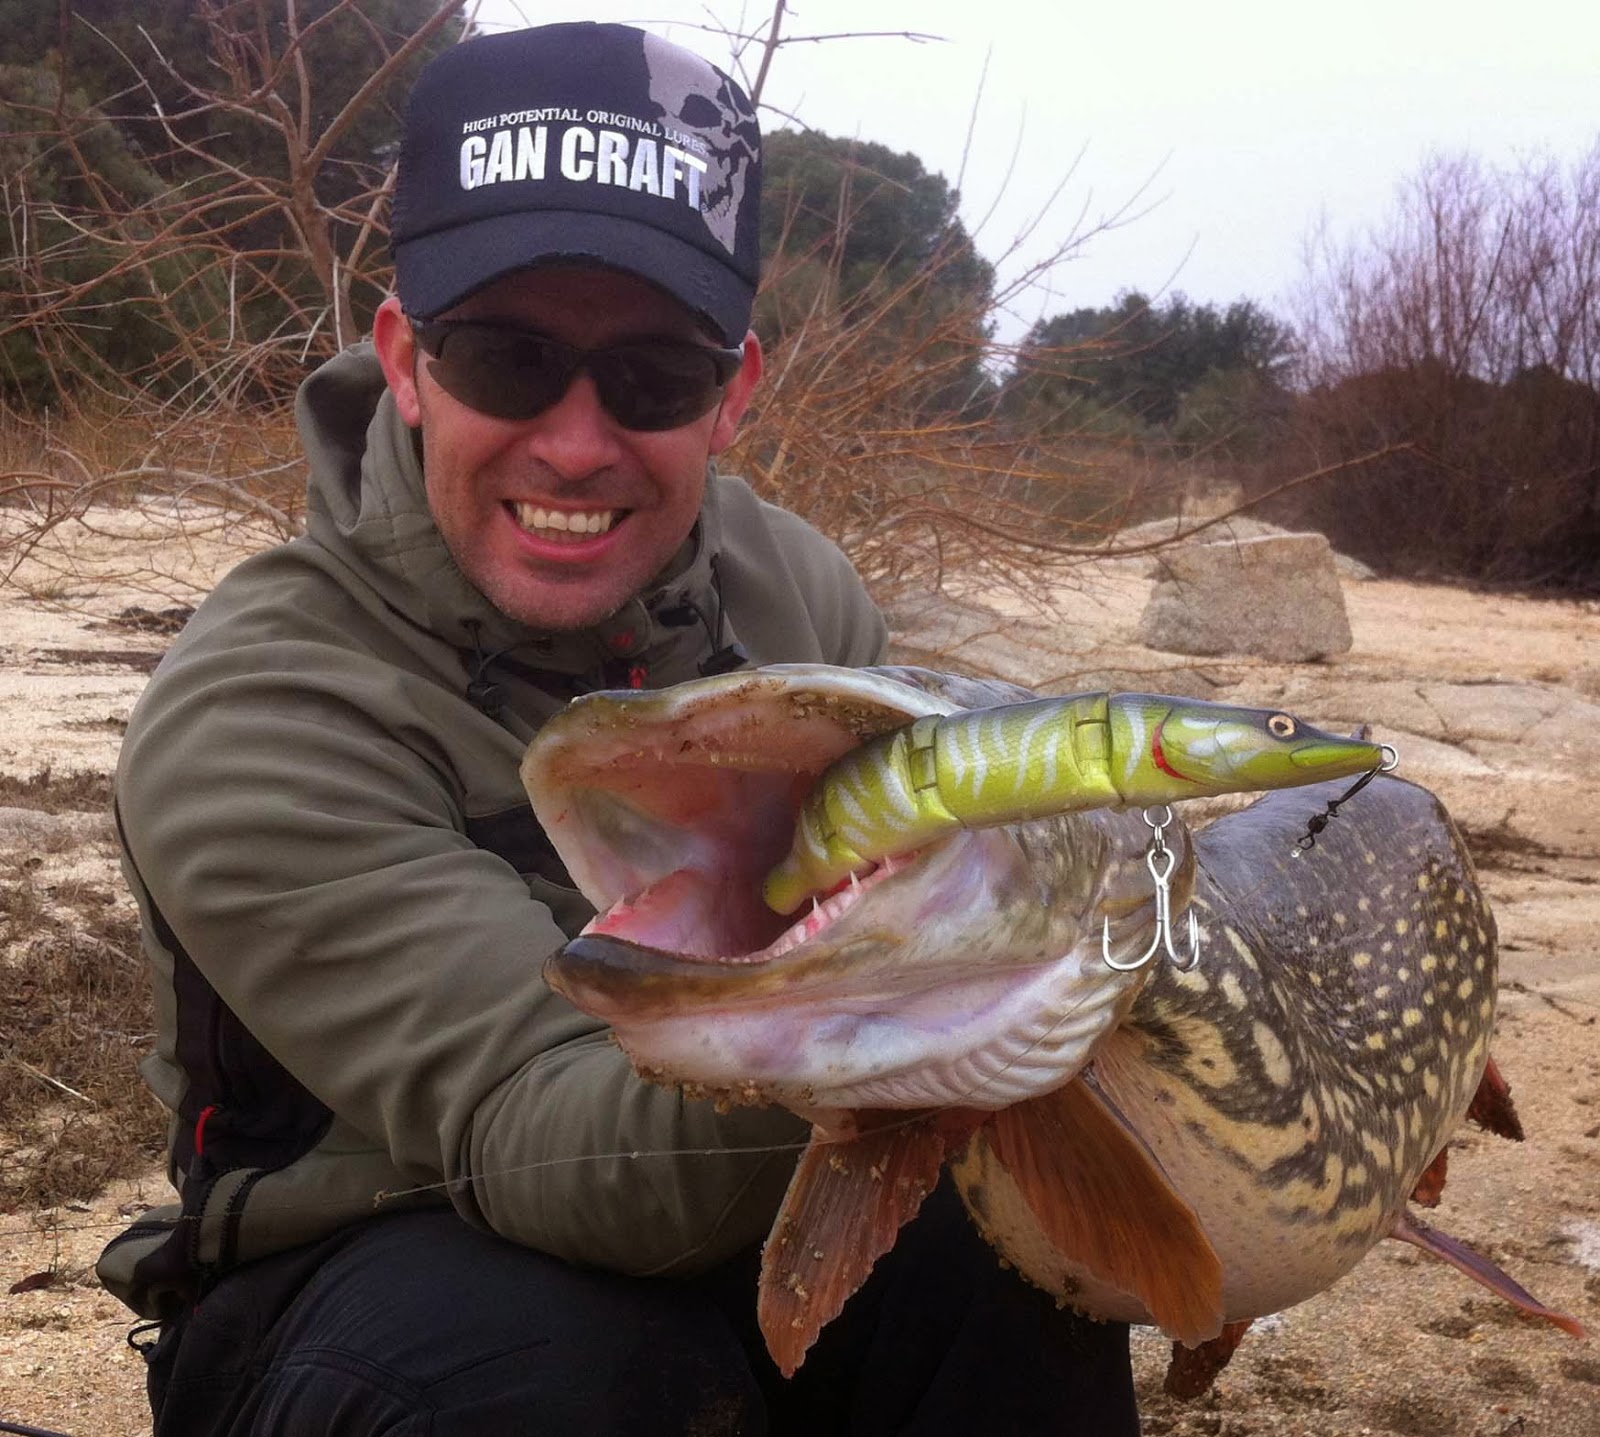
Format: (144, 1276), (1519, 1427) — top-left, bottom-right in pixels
(763, 692), (1385, 914)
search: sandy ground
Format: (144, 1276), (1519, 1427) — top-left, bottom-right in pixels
(2, 510), (1598, 1436)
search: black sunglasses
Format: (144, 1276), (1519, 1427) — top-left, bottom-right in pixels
(410, 319), (745, 432)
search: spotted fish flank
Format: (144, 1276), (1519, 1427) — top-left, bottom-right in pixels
(523, 664), (1583, 1388)
(952, 779), (1506, 1327)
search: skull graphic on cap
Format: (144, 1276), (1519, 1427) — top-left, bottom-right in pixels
(642, 33), (759, 257)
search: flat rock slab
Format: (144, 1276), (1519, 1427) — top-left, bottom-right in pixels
(1138, 533), (1353, 662)
(0, 805), (112, 850)
(1274, 677), (1600, 758)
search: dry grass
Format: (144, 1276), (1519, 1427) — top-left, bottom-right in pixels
(0, 397), (304, 622)
(1, 399), (306, 535)
(0, 767), (114, 814)
(0, 770), (165, 1214)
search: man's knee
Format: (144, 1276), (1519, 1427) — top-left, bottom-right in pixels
(154, 1211), (763, 1436)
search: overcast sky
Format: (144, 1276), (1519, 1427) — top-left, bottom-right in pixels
(471, 2), (1600, 343)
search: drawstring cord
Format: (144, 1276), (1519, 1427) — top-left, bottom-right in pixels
(463, 555), (748, 709)
(659, 554), (747, 677)
(463, 619), (516, 717)
(700, 553), (748, 675)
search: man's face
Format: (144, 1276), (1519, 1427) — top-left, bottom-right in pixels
(374, 267), (761, 631)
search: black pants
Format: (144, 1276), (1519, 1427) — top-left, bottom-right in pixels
(146, 1179), (1137, 1435)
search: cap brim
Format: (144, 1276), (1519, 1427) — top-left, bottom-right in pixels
(393, 210), (753, 344)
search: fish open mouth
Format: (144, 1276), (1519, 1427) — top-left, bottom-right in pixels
(581, 843), (914, 965)
(522, 665), (1149, 1108)
(520, 665), (958, 970)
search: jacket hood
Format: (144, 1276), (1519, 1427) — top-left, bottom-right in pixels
(295, 343), (725, 681)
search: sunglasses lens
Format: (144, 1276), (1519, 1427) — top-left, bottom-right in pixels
(591, 343), (733, 431)
(415, 322), (739, 430)
(425, 327), (571, 421)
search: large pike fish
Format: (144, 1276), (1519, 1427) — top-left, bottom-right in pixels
(523, 664), (1583, 1392)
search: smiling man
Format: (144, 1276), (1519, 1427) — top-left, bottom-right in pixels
(374, 264), (756, 632)
(97, 22), (1137, 1437)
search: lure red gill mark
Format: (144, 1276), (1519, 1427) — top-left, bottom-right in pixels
(1151, 716), (1194, 784)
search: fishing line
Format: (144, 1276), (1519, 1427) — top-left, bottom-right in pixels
(2, 1008), (1128, 1247)
(0, 1418), (77, 1437)
(0, 792), (1378, 1249)
(0, 1139), (821, 1244)
(0, 811), (1286, 1244)
(0, 760), (1432, 1269)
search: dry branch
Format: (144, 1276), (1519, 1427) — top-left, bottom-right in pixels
(0, 2), (1343, 616)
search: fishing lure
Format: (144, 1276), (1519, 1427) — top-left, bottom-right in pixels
(763, 692), (1388, 914)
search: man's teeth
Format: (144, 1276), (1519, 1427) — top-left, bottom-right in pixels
(514, 503), (618, 537)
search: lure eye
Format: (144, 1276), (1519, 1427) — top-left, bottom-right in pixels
(1268, 714), (1297, 739)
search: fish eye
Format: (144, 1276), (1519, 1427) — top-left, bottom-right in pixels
(1268, 714), (1297, 739)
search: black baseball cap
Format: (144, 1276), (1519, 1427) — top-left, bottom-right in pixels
(391, 24), (763, 344)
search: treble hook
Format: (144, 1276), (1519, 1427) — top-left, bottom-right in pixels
(1102, 805), (1202, 973)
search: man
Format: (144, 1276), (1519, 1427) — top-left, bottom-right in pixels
(98, 22), (1138, 1435)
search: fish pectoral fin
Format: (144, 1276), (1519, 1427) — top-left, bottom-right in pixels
(1389, 1209), (1587, 1338)
(757, 1109), (980, 1377)
(1467, 1054), (1525, 1142)
(987, 1076), (1225, 1345)
(1164, 1318), (1254, 1399)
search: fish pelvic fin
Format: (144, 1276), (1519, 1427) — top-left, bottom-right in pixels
(1389, 1210), (1587, 1339)
(757, 1109), (985, 1377)
(987, 1076), (1225, 1345)
(1467, 1054), (1525, 1142)
(1164, 1319), (1254, 1399)
(1410, 1146), (1448, 1207)
(1415, 1054), (1525, 1209)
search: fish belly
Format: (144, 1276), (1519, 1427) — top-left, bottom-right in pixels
(951, 1070), (1421, 1329)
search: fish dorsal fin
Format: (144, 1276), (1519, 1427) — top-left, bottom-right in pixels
(757, 1110), (982, 1377)
(1389, 1210), (1587, 1338)
(1467, 1055), (1525, 1142)
(987, 1076), (1226, 1345)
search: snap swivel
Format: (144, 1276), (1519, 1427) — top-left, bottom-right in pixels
(1293, 743), (1400, 854)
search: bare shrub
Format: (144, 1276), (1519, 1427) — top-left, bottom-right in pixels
(1281, 146), (1600, 589)
(0, 2), (1201, 619)
(720, 50), (1187, 606)
(1, 0), (472, 413)
(728, 229), (1182, 606)
(1, 399), (306, 614)
(0, 1), (453, 602)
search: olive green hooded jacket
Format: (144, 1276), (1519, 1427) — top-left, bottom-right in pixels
(97, 344), (887, 1319)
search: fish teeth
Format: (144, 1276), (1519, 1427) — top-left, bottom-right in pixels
(767, 871), (869, 959)
(762, 856), (914, 961)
